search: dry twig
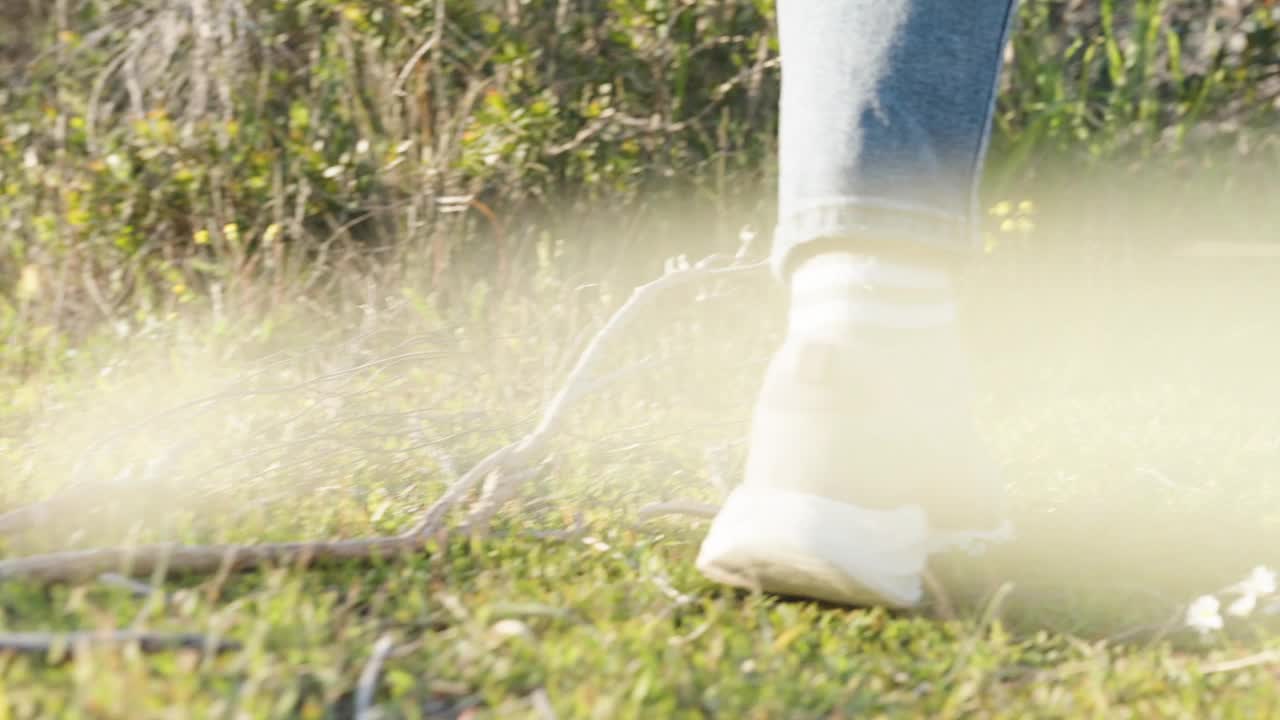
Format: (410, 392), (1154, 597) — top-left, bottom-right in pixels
(0, 631), (239, 658)
(922, 569), (957, 622)
(448, 255), (767, 534)
(0, 254), (766, 584)
(1201, 650), (1280, 675)
(355, 634), (398, 719)
(637, 500), (721, 522)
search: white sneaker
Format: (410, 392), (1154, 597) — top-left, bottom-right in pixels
(697, 330), (1011, 607)
(698, 483), (930, 607)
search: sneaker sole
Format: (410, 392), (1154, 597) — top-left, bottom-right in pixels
(695, 486), (929, 608)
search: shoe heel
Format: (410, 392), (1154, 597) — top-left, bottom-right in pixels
(696, 486), (928, 607)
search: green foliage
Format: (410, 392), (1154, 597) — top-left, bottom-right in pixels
(2, 0), (1277, 351)
(3, 3), (1280, 714)
(990, 0), (1280, 183)
(5, 258), (1280, 716)
(0, 0), (780, 330)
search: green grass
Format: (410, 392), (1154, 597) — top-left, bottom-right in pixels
(3, 1), (1280, 715)
(4, 244), (1280, 718)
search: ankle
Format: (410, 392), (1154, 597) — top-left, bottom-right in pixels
(788, 252), (957, 340)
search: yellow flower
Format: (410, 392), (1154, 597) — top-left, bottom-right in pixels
(1018, 199), (1035, 215)
(1000, 218), (1016, 233)
(989, 201), (1013, 217)
(171, 283), (188, 296)
(1016, 217), (1035, 234)
(223, 223), (240, 243)
(341, 4), (365, 23)
(263, 223), (282, 244)
(17, 265), (40, 300)
(193, 229), (211, 245)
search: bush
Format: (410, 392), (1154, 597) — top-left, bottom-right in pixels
(1, 0), (1277, 352)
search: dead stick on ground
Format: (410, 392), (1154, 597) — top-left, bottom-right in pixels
(0, 537), (427, 584)
(922, 569), (957, 622)
(454, 255), (767, 532)
(1201, 650), (1280, 675)
(637, 500), (721, 522)
(0, 631), (240, 657)
(355, 634), (397, 719)
(0, 255), (766, 584)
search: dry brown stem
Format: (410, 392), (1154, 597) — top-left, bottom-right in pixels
(0, 255), (765, 585)
(0, 630), (240, 658)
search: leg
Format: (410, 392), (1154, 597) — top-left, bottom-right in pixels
(773, 0), (1018, 275)
(698, 0), (1018, 607)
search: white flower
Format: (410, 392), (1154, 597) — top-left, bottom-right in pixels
(1186, 595), (1224, 634)
(1228, 593), (1258, 617)
(489, 619), (534, 641)
(1237, 566), (1277, 597)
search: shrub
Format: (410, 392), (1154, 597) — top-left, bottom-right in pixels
(0, 0), (1276, 355)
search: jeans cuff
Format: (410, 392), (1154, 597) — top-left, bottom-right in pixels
(771, 200), (973, 282)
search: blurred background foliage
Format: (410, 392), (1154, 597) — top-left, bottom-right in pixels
(1, 0), (1278, 371)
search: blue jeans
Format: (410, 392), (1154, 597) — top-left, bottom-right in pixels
(773, 0), (1019, 278)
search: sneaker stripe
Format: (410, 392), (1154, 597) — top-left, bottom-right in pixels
(789, 298), (957, 331)
(792, 283), (956, 306)
(792, 254), (951, 291)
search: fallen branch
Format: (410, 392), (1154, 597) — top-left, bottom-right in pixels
(0, 631), (239, 658)
(0, 537), (426, 584)
(922, 569), (957, 623)
(97, 572), (157, 597)
(452, 255), (767, 533)
(355, 634), (397, 719)
(637, 500), (721, 522)
(0, 254), (767, 584)
(1201, 649), (1280, 675)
